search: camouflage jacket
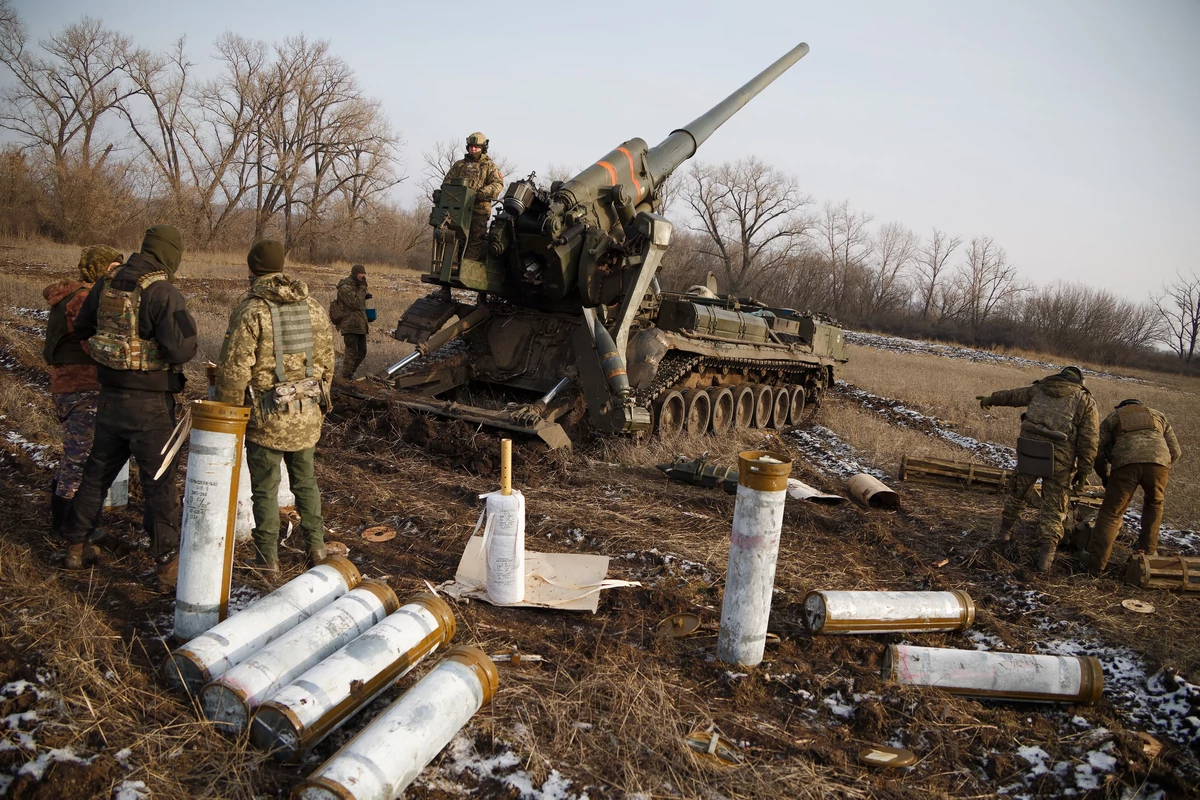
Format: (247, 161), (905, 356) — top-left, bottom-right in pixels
(335, 275), (369, 335)
(445, 154), (504, 207)
(43, 279), (99, 394)
(985, 375), (1099, 473)
(1097, 404), (1181, 475)
(216, 273), (334, 451)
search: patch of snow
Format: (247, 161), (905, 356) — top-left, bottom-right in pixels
(790, 426), (883, 478)
(4, 431), (54, 469)
(114, 780), (150, 800)
(227, 585), (261, 613)
(823, 691), (856, 719)
(16, 747), (94, 780)
(114, 748), (133, 766)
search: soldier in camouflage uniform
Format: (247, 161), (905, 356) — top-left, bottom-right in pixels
(1083, 399), (1181, 574)
(64, 225), (198, 587)
(444, 132), (503, 261)
(216, 240), (335, 575)
(43, 245), (123, 542)
(978, 366), (1099, 573)
(334, 265), (369, 379)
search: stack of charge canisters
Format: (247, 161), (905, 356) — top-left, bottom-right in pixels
(165, 556), (500, 799)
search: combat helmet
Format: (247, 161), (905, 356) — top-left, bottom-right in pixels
(466, 131), (489, 155)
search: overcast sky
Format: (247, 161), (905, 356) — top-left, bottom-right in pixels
(10, 0), (1199, 300)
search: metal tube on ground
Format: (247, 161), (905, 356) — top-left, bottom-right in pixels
(250, 593), (456, 759)
(174, 400), (250, 642)
(717, 451), (792, 667)
(201, 581), (400, 733)
(885, 644), (1104, 704)
(164, 556), (361, 694)
(292, 646), (499, 800)
(804, 590), (976, 634)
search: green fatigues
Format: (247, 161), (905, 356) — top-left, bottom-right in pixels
(1085, 403), (1181, 571)
(445, 153), (503, 261)
(216, 273), (334, 562)
(985, 375), (1099, 548)
(335, 275), (369, 378)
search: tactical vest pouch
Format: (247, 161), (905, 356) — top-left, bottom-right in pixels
(261, 377), (324, 416)
(1016, 436), (1055, 478)
(1117, 405), (1155, 433)
(87, 271), (170, 372)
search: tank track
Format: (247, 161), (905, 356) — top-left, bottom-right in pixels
(635, 353), (830, 407)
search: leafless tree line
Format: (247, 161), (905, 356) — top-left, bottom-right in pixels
(0, 3), (424, 263)
(662, 157), (1192, 367)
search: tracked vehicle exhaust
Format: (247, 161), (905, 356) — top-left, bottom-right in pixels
(389, 42), (846, 447)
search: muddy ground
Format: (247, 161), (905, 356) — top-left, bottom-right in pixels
(1, 257), (1198, 799)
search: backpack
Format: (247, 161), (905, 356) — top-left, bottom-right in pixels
(328, 296), (348, 326)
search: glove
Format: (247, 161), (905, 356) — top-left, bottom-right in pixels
(1071, 472), (1088, 493)
(1098, 471), (1109, 489)
(977, 395), (991, 409)
(365, 292), (373, 300)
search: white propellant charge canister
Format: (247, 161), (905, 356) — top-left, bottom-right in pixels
(717, 451), (793, 667)
(174, 400), (250, 642)
(201, 581), (400, 733)
(164, 556), (361, 694)
(251, 592), (456, 759)
(484, 438), (525, 605)
(885, 644), (1104, 704)
(805, 590), (976, 635)
(292, 646), (499, 800)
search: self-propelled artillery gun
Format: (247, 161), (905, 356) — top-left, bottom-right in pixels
(386, 42), (847, 449)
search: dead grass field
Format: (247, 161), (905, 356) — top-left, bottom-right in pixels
(1, 238), (1198, 799)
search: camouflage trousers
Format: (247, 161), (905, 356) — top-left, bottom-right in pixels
(464, 207), (491, 261)
(52, 391), (98, 498)
(246, 442), (324, 562)
(1085, 463), (1170, 571)
(1001, 470), (1072, 548)
(342, 333), (366, 379)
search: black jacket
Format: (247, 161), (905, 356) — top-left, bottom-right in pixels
(76, 252), (198, 392)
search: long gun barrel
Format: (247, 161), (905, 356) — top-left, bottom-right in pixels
(644, 42), (810, 185)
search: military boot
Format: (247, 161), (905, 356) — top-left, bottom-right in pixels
(306, 546), (328, 568)
(997, 517), (1016, 544)
(254, 552), (281, 581)
(64, 543), (100, 570)
(156, 553), (179, 593)
(1034, 542), (1056, 574)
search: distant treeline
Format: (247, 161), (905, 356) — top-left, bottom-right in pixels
(1, 2), (1196, 370)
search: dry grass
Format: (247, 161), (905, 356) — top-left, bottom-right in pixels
(841, 344), (1200, 527)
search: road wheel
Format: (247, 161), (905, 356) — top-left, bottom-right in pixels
(654, 391), (685, 438)
(752, 384), (773, 429)
(787, 385), (806, 425)
(707, 387), (735, 434)
(770, 386), (791, 429)
(682, 389), (712, 436)
(732, 386), (755, 430)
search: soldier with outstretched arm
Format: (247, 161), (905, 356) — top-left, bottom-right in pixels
(977, 365), (1099, 574)
(1082, 399), (1182, 574)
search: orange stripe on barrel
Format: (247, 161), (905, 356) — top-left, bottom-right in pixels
(617, 147), (642, 199)
(597, 161), (618, 185)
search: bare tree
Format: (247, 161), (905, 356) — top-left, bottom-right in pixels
(1154, 270), (1200, 362)
(915, 228), (961, 319)
(682, 157), (812, 296)
(808, 199), (873, 317)
(861, 221), (916, 318)
(954, 235), (1026, 328)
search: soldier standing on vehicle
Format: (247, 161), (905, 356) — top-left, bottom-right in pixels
(216, 240), (334, 576)
(1082, 399), (1181, 574)
(333, 264), (370, 379)
(43, 245), (122, 542)
(62, 225), (198, 589)
(977, 365), (1099, 574)
(444, 132), (504, 261)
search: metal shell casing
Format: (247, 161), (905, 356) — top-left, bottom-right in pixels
(251, 593), (456, 759)
(175, 400), (249, 642)
(164, 556), (361, 694)
(885, 644), (1103, 704)
(292, 646), (499, 800)
(717, 452), (792, 667)
(201, 581), (399, 733)
(804, 590), (975, 635)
